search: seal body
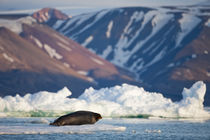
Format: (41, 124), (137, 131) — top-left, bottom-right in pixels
(50, 111), (102, 126)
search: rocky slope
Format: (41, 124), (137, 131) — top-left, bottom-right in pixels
(0, 27), (94, 97)
(0, 14), (137, 98)
(32, 7), (69, 23)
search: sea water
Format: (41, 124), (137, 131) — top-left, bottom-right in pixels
(0, 81), (210, 139)
(0, 117), (210, 140)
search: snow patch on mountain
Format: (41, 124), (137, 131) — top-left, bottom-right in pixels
(112, 11), (174, 68)
(60, 13), (95, 34)
(30, 35), (43, 48)
(71, 9), (111, 39)
(82, 36), (93, 46)
(43, 44), (63, 60)
(57, 42), (72, 51)
(101, 45), (113, 59)
(91, 57), (104, 65)
(123, 11), (144, 35)
(205, 19), (210, 27)
(0, 16), (36, 34)
(106, 20), (113, 38)
(2, 53), (14, 63)
(145, 49), (166, 68)
(176, 14), (201, 46)
(53, 33), (70, 45)
(63, 62), (70, 68)
(77, 70), (88, 76)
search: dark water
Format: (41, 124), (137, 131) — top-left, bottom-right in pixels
(0, 118), (210, 140)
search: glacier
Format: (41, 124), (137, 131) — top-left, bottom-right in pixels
(0, 81), (209, 118)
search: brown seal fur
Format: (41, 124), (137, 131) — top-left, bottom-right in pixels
(50, 111), (102, 126)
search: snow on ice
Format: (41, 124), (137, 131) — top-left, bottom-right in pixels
(0, 81), (209, 118)
(0, 123), (126, 135)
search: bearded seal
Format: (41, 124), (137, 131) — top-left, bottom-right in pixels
(50, 111), (102, 126)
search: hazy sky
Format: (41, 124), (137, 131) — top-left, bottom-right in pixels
(0, 0), (209, 15)
(0, 0), (208, 10)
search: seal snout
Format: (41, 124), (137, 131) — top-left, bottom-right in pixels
(94, 113), (102, 121)
(98, 115), (102, 120)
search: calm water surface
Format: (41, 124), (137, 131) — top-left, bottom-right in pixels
(0, 117), (210, 140)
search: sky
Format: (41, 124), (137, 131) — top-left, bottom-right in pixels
(0, 0), (209, 15)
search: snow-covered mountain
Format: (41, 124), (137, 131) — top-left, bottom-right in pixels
(0, 14), (137, 98)
(46, 6), (210, 105)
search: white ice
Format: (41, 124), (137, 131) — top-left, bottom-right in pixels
(0, 121), (125, 135)
(0, 81), (209, 119)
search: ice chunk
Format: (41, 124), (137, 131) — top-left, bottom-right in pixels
(0, 123), (126, 135)
(0, 82), (209, 118)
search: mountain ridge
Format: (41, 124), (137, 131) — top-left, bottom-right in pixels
(45, 6), (210, 105)
(0, 13), (138, 98)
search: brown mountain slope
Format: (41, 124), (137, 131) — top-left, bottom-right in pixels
(0, 17), (137, 98)
(21, 23), (136, 87)
(0, 27), (95, 97)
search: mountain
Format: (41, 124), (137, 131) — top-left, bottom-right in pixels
(32, 7), (69, 23)
(45, 6), (210, 105)
(21, 22), (136, 86)
(0, 14), (137, 98)
(0, 26), (94, 97)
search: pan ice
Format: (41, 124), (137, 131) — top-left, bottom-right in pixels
(0, 81), (209, 118)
